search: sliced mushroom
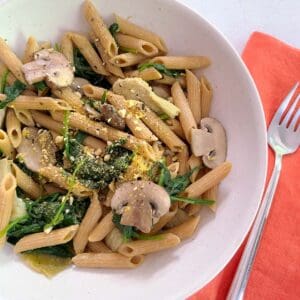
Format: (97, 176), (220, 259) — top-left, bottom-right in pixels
(17, 127), (57, 172)
(22, 49), (74, 88)
(191, 117), (227, 169)
(111, 180), (171, 233)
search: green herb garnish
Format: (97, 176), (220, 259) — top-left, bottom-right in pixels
(170, 196), (215, 205)
(0, 69), (9, 93)
(33, 81), (48, 92)
(101, 90), (107, 104)
(119, 46), (138, 54)
(0, 215), (29, 239)
(54, 42), (61, 52)
(109, 23), (120, 38)
(0, 80), (27, 109)
(138, 62), (183, 78)
(63, 111), (71, 159)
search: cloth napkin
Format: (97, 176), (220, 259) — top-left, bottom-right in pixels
(189, 32), (300, 300)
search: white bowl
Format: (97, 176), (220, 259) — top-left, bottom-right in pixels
(0, 0), (267, 299)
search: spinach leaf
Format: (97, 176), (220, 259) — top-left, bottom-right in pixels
(0, 69), (9, 93)
(109, 23), (120, 38)
(0, 80), (27, 109)
(138, 62), (183, 78)
(74, 131), (87, 144)
(25, 243), (74, 258)
(33, 81), (48, 92)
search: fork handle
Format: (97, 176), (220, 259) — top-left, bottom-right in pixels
(226, 153), (282, 300)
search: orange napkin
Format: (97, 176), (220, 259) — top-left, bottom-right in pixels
(190, 32), (300, 300)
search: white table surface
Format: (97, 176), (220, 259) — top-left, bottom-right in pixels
(180, 0), (299, 53)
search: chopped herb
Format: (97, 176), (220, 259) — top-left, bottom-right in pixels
(109, 23), (120, 38)
(0, 69), (9, 93)
(63, 111), (71, 159)
(33, 81), (48, 92)
(0, 80), (27, 109)
(170, 196), (215, 205)
(119, 46), (138, 54)
(159, 113), (170, 121)
(101, 90), (107, 104)
(54, 43), (61, 52)
(138, 62), (183, 78)
(74, 131), (87, 144)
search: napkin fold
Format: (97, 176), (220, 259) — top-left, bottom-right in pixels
(190, 32), (300, 300)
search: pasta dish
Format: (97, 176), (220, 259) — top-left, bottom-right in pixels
(0, 0), (231, 277)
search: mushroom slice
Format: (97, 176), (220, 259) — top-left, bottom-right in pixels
(111, 180), (171, 233)
(191, 117), (227, 169)
(22, 49), (74, 88)
(17, 127), (57, 172)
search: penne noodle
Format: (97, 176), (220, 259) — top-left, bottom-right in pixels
(104, 227), (124, 251)
(0, 62), (16, 85)
(31, 111), (63, 133)
(164, 215), (200, 240)
(82, 84), (157, 142)
(203, 184), (218, 213)
(14, 225), (79, 253)
(187, 154), (202, 182)
(83, 136), (106, 153)
(72, 252), (144, 269)
(13, 109), (35, 127)
(185, 161), (232, 198)
(69, 32), (109, 76)
(0, 173), (17, 247)
(115, 14), (167, 53)
(83, 0), (118, 58)
(87, 241), (112, 253)
(118, 233), (180, 257)
(23, 36), (39, 63)
(43, 183), (66, 195)
(177, 145), (189, 175)
(151, 56), (211, 70)
(171, 82), (197, 142)
(73, 193), (103, 254)
(186, 70), (201, 124)
(88, 211), (114, 242)
(110, 53), (146, 68)
(61, 33), (74, 64)
(166, 118), (186, 140)
(151, 84), (171, 99)
(168, 162), (180, 179)
(6, 108), (22, 148)
(90, 32), (124, 78)
(165, 209), (189, 228)
(106, 75), (120, 85)
(200, 76), (213, 118)
(0, 37), (26, 83)
(8, 95), (71, 111)
(0, 129), (15, 158)
(39, 165), (94, 198)
(11, 163), (43, 199)
(39, 41), (51, 50)
(124, 67), (162, 81)
(115, 33), (159, 57)
(155, 74), (186, 88)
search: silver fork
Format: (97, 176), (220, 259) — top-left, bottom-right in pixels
(227, 82), (300, 300)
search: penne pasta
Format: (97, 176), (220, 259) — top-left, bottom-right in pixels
(23, 36), (40, 63)
(166, 118), (186, 140)
(125, 67), (162, 81)
(13, 109), (35, 127)
(87, 241), (112, 253)
(39, 41), (51, 50)
(69, 32), (109, 76)
(83, 0), (118, 58)
(187, 154), (202, 182)
(61, 33), (74, 64)
(200, 76), (213, 118)
(88, 211), (114, 242)
(31, 111), (63, 133)
(203, 184), (218, 213)
(118, 233), (180, 257)
(151, 56), (211, 70)
(73, 193), (102, 254)
(115, 14), (167, 53)
(104, 227), (124, 251)
(155, 74), (186, 88)
(6, 108), (22, 148)
(186, 70), (201, 124)
(115, 33), (159, 57)
(8, 95), (71, 111)
(177, 145), (189, 175)
(11, 163), (43, 199)
(171, 82), (197, 142)
(0, 37), (26, 83)
(185, 161), (232, 198)
(0, 129), (15, 158)
(83, 136), (106, 153)
(110, 53), (146, 68)
(72, 252), (144, 269)
(14, 225), (79, 253)
(0, 62), (16, 85)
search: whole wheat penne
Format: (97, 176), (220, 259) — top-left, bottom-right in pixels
(88, 211), (114, 242)
(14, 109), (35, 126)
(87, 241), (112, 253)
(186, 70), (201, 124)
(168, 162), (180, 179)
(43, 183), (66, 195)
(39, 41), (51, 50)
(61, 33), (74, 64)
(203, 185), (218, 213)
(83, 0), (118, 58)
(166, 118), (186, 140)
(52, 87), (85, 114)
(8, 96), (71, 111)
(106, 75), (119, 85)
(152, 84), (171, 99)
(115, 14), (167, 53)
(110, 53), (146, 67)
(0, 62), (16, 85)
(151, 56), (211, 70)
(118, 233), (180, 257)
(125, 67), (162, 81)
(83, 136), (106, 153)
(165, 209), (190, 228)
(0, 37), (26, 83)
(177, 145), (189, 175)
(82, 85), (157, 142)
(90, 32), (124, 78)
(69, 32), (109, 76)
(155, 75), (186, 88)
(185, 161), (232, 198)
(73, 193), (102, 254)
(6, 109), (22, 148)
(23, 36), (39, 64)
(39, 165), (94, 198)
(14, 225), (79, 253)
(185, 203), (202, 216)
(0, 173), (17, 247)
(115, 33), (159, 57)
(72, 252), (144, 268)
(200, 76), (213, 118)
(31, 111), (63, 133)
(11, 163), (43, 199)
(0, 129), (14, 158)
(172, 82), (197, 142)
(187, 154), (202, 182)
(164, 215), (200, 240)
